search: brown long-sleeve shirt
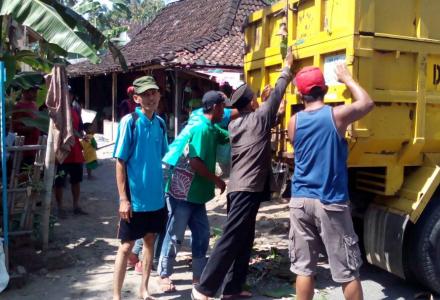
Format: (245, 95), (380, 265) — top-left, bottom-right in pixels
(227, 67), (293, 194)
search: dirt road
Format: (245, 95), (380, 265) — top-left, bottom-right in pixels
(2, 145), (428, 299)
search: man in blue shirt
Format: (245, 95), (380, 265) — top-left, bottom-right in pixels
(287, 64), (374, 300)
(112, 76), (168, 300)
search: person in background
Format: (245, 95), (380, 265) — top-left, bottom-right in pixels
(70, 86), (84, 132)
(220, 82), (233, 99)
(118, 86), (138, 119)
(80, 123), (98, 180)
(12, 84), (42, 167)
(54, 88), (87, 218)
(187, 86), (203, 113)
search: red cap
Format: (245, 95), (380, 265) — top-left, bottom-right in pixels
(127, 86), (135, 95)
(294, 66), (326, 95)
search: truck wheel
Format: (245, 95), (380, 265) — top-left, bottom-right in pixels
(410, 196), (440, 294)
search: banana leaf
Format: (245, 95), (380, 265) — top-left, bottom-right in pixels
(73, 0), (101, 15)
(8, 72), (44, 91)
(19, 115), (49, 133)
(0, 0), (127, 69)
(14, 50), (52, 73)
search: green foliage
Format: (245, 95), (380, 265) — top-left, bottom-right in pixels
(130, 0), (165, 24)
(0, 0), (127, 68)
(69, 0), (164, 44)
(8, 71), (44, 91)
(1, 0), (101, 63)
(73, 0), (131, 41)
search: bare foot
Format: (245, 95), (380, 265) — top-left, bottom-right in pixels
(157, 277), (176, 293)
(139, 288), (154, 300)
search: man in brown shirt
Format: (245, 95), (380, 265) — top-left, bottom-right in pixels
(192, 50), (295, 300)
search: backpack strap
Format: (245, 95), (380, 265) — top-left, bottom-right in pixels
(130, 111), (139, 134)
(125, 112), (139, 203)
(156, 115), (166, 137)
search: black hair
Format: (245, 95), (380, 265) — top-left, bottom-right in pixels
(83, 123), (93, 132)
(302, 86), (327, 103)
(203, 105), (214, 114)
(220, 82), (233, 98)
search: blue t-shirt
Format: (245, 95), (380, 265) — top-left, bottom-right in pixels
(113, 107), (168, 212)
(292, 105), (349, 203)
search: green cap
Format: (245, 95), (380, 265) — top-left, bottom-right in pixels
(133, 76), (159, 94)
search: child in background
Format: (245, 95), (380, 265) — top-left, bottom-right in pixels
(81, 123), (98, 179)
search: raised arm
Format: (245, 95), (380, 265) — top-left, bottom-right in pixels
(332, 63), (375, 136)
(259, 49), (295, 127)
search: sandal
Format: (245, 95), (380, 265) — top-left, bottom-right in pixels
(191, 289), (209, 300)
(221, 291), (253, 299)
(157, 277), (176, 293)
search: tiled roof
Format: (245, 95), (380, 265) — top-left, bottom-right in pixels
(68, 0), (267, 77)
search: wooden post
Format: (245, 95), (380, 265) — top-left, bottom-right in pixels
(84, 76), (90, 109)
(174, 70), (179, 138)
(112, 73), (117, 140)
(41, 120), (55, 250)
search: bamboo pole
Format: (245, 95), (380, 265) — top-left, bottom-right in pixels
(41, 120), (55, 250)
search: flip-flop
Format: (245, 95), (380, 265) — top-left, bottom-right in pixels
(221, 291), (253, 299)
(157, 277), (176, 293)
(191, 289), (209, 300)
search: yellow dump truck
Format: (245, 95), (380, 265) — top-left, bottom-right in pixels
(244, 0), (440, 293)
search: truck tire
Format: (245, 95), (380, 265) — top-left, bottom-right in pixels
(410, 196), (440, 294)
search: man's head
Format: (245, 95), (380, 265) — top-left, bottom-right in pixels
(294, 66), (328, 102)
(21, 86), (39, 102)
(220, 82), (233, 98)
(202, 90), (225, 123)
(127, 86), (135, 99)
(132, 76), (161, 113)
(84, 123), (93, 134)
(230, 84), (257, 112)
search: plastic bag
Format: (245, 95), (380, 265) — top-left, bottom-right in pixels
(0, 239), (9, 293)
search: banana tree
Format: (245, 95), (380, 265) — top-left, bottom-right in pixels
(0, 0), (127, 80)
(0, 0), (127, 133)
(73, 0), (131, 41)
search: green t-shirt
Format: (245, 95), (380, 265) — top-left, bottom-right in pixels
(187, 115), (229, 204)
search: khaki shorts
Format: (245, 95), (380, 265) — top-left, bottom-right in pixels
(289, 197), (362, 283)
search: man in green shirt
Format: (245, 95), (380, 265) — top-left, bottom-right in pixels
(157, 91), (228, 292)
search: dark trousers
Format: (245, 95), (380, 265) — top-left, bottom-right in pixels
(195, 190), (266, 296)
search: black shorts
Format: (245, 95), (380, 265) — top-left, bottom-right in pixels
(117, 207), (167, 242)
(55, 163), (83, 187)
